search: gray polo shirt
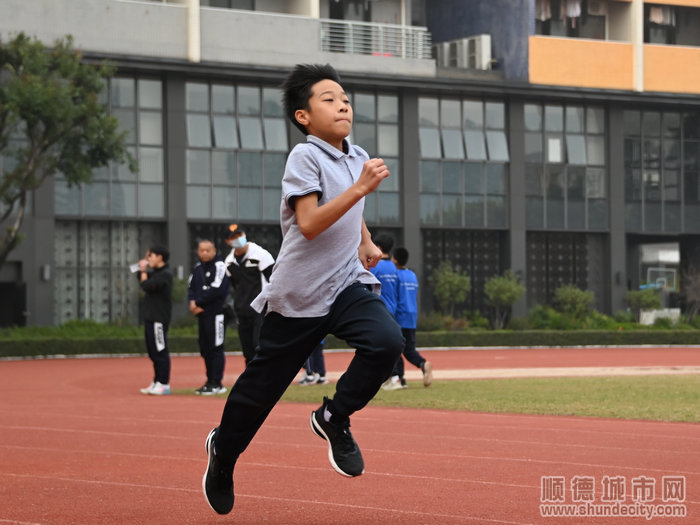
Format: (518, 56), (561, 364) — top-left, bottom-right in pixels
(251, 135), (380, 317)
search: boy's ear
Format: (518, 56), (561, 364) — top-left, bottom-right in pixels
(295, 108), (310, 126)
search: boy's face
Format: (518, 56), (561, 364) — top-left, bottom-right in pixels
(147, 251), (165, 269)
(198, 241), (216, 263)
(295, 79), (352, 149)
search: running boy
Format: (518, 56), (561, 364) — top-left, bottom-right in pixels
(202, 64), (404, 515)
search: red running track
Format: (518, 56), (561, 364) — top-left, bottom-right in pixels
(0, 347), (699, 524)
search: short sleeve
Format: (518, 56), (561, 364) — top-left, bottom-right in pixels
(282, 144), (323, 209)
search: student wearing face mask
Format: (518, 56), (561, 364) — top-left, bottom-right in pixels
(223, 224), (275, 366)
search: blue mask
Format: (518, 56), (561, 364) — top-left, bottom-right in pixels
(232, 235), (247, 249)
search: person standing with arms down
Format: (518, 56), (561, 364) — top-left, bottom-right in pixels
(369, 234), (399, 317)
(137, 245), (173, 396)
(188, 239), (230, 395)
(223, 224), (275, 366)
(202, 63), (404, 515)
(383, 246), (433, 390)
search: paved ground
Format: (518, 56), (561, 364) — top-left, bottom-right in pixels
(1, 347), (698, 524)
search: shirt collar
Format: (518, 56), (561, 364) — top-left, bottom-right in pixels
(306, 135), (357, 159)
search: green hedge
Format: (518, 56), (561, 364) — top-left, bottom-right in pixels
(2, 330), (698, 359)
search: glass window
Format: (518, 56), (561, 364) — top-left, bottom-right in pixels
(139, 112), (162, 145)
(239, 117), (264, 149)
(212, 186), (236, 219)
(419, 128), (441, 158)
(524, 104), (542, 131)
(187, 114), (212, 147)
(420, 194), (440, 225)
(186, 83), (209, 112)
(464, 130), (487, 160)
(486, 131), (509, 161)
(566, 107), (584, 133)
(442, 162), (462, 193)
(139, 184), (164, 217)
(624, 111), (641, 136)
(139, 147), (164, 182)
(378, 193), (400, 223)
(465, 163), (483, 194)
(525, 132), (543, 162)
(547, 135), (563, 163)
(263, 153), (285, 188)
(587, 107), (605, 134)
(353, 122), (375, 154)
(54, 181), (81, 215)
(377, 95), (398, 122)
(485, 102), (505, 129)
(381, 158), (400, 191)
(111, 78), (135, 108)
(213, 116), (238, 149)
(378, 124), (399, 156)
(353, 93), (375, 123)
(84, 182), (110, 216)
(441, 129), (464, 159)
(186, 150), (211, 184)
(212, 84), (235, 114)
(187, 186), (210, 219)
(441, 99), (461, 128)
(138, 79), (162, 109)
(113, 109), (135, 144)
(418, 98), (439, 126)
(486, 164), (506, 194)
(263, 118), (288, 151)
(545, 105), (563, 132)
(463, 100), (483, 130)
(642, 112), (661, 137)
(115, 147), (137, 181)
(566, 135), (586, 165)
(237, 86), (260, 115)
(262, 87), (284, 117)
(238, 187), (261, 219)
(212, 151), (236, 185)
(239, 152), (262, 186)
(111, 183), (136, 217)
(587, 135), (605, 166)
(420, 160), (440, 192)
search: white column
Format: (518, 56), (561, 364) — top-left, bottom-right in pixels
(187, 0), (200, 63)
(632, 0), (643, 92)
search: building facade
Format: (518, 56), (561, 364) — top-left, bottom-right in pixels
(1, 0), (699, 326)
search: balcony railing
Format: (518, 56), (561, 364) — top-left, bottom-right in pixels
(320, 19), (432, 60)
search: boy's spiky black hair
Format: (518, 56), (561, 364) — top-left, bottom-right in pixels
(281, 64), (342, 135)
(374, 234), (394, 255)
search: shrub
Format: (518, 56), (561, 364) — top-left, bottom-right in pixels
(430, 261), (470, 317)
(554, 285), (594, 319)
(483, 270), (525, 329)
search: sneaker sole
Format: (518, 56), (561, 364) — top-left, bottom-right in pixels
(309, 411), (363, 478)
(423, 361), (433, 387)
(202, 428), (233, 515)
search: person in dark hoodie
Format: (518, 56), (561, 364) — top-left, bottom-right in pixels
(188, 238), (230, 395)
(137, 244), (173, 396)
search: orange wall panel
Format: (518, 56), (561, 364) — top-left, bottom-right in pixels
(645, 0), (700, 7)
(644, 45), (700, 94)
(529, 36), (635, 90)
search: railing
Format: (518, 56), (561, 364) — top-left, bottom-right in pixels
(320, 19), (432, 60)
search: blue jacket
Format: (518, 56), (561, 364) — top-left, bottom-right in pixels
(370, 258), (398, 315)
(187, 256), (229, 316)
(395, 267), (419, 329)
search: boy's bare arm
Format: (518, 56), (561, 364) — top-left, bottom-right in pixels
(359, 218), (382, 269)
(295, 158), (389, 240)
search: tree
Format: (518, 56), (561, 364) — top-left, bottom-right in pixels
(553, 284), (594, 320)
(430, 261), (470, 317)
(625, 288), (662, 322)
(681, 266), (700, 323)
(484, 270), (525, 329)
(0, 33), (133, 268)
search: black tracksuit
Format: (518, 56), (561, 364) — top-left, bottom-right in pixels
(188, 256), (229, 386)
(140, 264), (173, 384)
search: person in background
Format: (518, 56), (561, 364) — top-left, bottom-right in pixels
(383, 246), (433, 390)
(188, 239), (230, 395)
(223, 224), (275, 366)
(138, 244), (173, 396)
(298, 339), (328, 385)
(369, 234), (399, 318)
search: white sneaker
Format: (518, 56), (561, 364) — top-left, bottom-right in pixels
(382, 376), (403, 391)
(149, 382), (171, 395)
(298, 373), (320, 386)
(140, 382), (155, 394)
(212, 385), (227, 395)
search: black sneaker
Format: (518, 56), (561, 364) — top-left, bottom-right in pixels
(202, 427), (234, 515)
(309, 397), (364, 477)
(196, 384), (215, 395)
